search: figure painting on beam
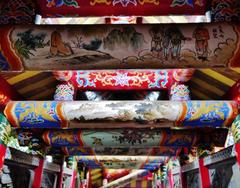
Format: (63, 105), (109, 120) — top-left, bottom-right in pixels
(0, 23), (240, 71)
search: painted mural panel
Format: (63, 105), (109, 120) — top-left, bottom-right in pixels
(42, 129), (197, 147)
(4, 101), (238, 129)
(41, 128), (228, 148)
(62, 146), (182, 156)
(37, 0), (207, 17)
(0, 23), (240, 71)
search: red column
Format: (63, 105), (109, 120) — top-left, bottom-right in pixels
(199, 158), (210, 188)
(235, 143), (240, 166)
(87, 169), (92, 188)
(180, 167), (187, 188)
(0, 145), (6, 172)
(57, 165), (64, 188)
(70, 170), (77, 188)
(32, 159), (44, 188)
(168, 170), (174, 188)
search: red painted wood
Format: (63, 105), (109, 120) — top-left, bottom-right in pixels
(0, 145), (6, 172)
(168, 169), (174, 188)
(180, 167), (187, 188)
(87, 169), (92, 188)
(70, 170), (77, 188)
(54, 69), (194, 91)
(224, 79), (240, 104)
(0, 77), (21, 110)
(199, 158), (210, 188)
(37, 0), (207, 18)
(235, 143), (240, 167)
(57, 166), (64, 188)
(32, 159), (44, 188)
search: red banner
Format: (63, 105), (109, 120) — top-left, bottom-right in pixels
(37, 0), (207, 17)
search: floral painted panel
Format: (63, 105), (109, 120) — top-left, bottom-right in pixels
(37, 0), (206, 17)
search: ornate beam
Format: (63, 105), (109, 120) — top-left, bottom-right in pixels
(76, 155), (165, 169)
(53, 69), (194, 91)
(41, 128), (227, 147)
(1, 23), (240, 71)
(62, 146), (183, 156)
(36, 0), (207, 17)
(4, 101), (238, 129)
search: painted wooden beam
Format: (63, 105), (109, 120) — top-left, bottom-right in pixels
(41, 128), (228, 147)
(0, 23), (240, 71)
(76, 155), (165, 169)
(53, 69), (194, 90)
(36, 0), (207, 18)
(62, 146), (183, 156)
(4, 101), (238, 129)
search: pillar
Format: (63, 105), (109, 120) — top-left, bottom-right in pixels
(199, 158), (210, 188)
(168, 169), (174, 188)
(55, 156), (65, 188)
(0, 113), (12, 172)
(32, 159), (45, 188)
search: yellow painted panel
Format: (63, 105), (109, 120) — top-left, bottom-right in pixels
(91, 169), (102, 174)
(199, 69), (235, 87)
(231, 68), (240, 74)
(7, 71), (41, 85)
(130, 180), (136, 187)
(142, 180), (148, 188)
(18, 76), (55, 94)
